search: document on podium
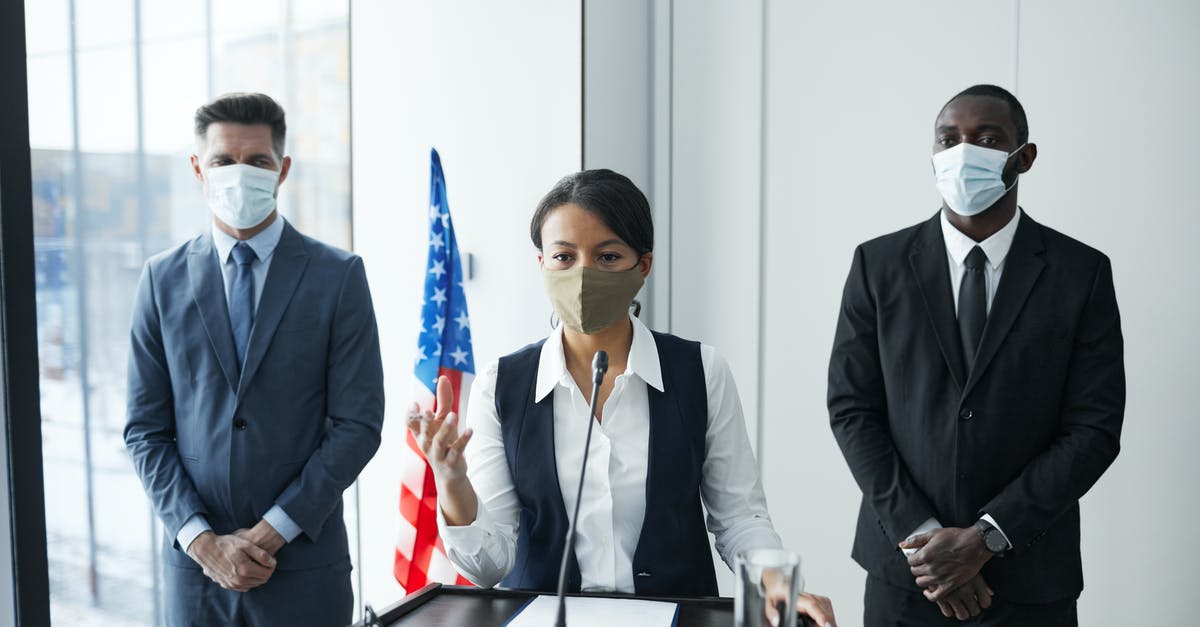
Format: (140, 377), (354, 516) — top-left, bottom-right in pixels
(505, 595), (679, 627)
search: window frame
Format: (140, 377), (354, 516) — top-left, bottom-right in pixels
(0, 0), (53, 625)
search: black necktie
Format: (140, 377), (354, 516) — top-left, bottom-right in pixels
(958, 245), (988, 374)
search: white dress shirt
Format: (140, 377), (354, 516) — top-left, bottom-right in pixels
(177, 215), (303, 551)
(438, 315), (783, 591)
(903, 209), (1024, 554)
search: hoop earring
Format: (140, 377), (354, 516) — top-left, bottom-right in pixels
(549, 311), (560, 330)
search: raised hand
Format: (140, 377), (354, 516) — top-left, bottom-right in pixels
(405, 375), (478, 526)
(406, 375), (474, 482)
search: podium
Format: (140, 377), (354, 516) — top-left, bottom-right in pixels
(353, 583), (734, 627)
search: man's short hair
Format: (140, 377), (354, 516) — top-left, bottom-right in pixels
(939, 84), (1029, 145)
(194, 92), (287, 157)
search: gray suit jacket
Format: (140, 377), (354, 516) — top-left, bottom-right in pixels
(124, 221), (384, 572)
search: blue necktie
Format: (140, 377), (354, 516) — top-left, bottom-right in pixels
(230, 242), (257, 367)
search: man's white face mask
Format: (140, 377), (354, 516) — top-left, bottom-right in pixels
(932, 142), (1026, 217)
(204, 163), (279, 229)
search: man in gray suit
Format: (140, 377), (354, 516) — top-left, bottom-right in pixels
(124, 92), (384, 626)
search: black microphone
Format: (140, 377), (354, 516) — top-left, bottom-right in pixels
(554, 351), (608, 627)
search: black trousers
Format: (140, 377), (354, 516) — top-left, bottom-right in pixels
(864, 575), (1077, 627)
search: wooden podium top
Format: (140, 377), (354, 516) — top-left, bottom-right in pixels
(353, 583), (735, 627)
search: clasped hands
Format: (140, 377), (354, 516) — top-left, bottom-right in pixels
(899, 527), (994, 621)
(186, 519), (286, 592)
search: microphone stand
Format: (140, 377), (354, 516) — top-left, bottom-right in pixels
(554, 351), (608, 627)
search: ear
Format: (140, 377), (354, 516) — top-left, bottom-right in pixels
(638, 252), (653, 279)
(1016, 143), (1037, 174)
(537, 252), (545, 269)
(277, 155), (292, 188)
(190, 154), (204, 183)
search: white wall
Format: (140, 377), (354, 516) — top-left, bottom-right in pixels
(668, 0), (769, 596)
(1015, 3), (1200, 625)
(349, 0), (581, 610)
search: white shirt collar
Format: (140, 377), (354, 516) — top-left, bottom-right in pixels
(940, 207), (1022, 269)
(535, 313), (664, 402)
(211, 214), (285, 264)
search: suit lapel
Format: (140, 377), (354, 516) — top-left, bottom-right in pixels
(962, 215), (1046, 398)
(188, 235), (240, 392)
(909, 214), (967, 391)
(236, 222), (310, 395)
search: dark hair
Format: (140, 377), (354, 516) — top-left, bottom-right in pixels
(530, 169), (654, 256)
(939, 84), (1029, 145)
(194, 92), (287, 157)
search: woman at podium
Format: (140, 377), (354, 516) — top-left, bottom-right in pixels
(405, 169), (835, 626)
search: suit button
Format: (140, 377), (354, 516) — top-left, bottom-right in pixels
(233, 418), (248, 430)
(960, 408), (974, 420)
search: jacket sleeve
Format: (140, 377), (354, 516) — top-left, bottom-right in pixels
(828, 245), (940, 545)
(274, 256), (385, 540)
(981, 256), (1125, 551)
(123, 262), (210, 547)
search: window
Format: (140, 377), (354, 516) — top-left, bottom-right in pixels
(25, 1), (351, 623)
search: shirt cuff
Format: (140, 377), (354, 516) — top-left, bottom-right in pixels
(901, 517), (942, 557)
(263, 504), (303, 543)
(177, 514), (212, 552)
(980, 513), (1013, 551)
(436, 498), (491, 554)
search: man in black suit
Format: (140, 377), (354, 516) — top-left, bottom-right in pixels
(828, 84), (1124, 626)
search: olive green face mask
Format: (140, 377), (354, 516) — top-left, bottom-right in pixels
(543, 265), (645, 334)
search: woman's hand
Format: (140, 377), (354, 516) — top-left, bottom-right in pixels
(406, 376), (474, 482)
(762, 571), (837, 627)
(794, 593), (836, 627)
(405, 376), (479, 526)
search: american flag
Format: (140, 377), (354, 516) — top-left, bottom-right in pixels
(394, 148), (475, 591)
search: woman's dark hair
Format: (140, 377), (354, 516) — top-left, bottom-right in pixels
(530, 169), (654, 256)
(194, 92), (287, 157)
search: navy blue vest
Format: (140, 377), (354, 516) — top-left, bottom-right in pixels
(494, 331), (719, 596)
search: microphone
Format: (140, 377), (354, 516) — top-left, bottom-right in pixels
(554, 351), (608, 627)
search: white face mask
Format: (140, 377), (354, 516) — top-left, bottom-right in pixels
(203, 163), (279, 229)
(932, 143), (1026, 217)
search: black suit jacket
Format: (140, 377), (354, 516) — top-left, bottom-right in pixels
(828, 211), (1125, 604)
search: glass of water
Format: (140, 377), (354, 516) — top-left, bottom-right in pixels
(735, 548), (803, 627)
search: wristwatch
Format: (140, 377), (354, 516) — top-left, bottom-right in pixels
(975, 519), (1009, 555)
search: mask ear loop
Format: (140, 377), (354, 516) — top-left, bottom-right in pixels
(1002, 143), (1029, 193)
(630, 254), (646, 318)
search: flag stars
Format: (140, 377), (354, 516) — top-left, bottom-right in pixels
(432, 315), (446, 335)
(430, 287), (447, 306)
(429, 204), (441, 221)
(449, 346), (470, 366)
(414, 344), (428, 364)
(454, 310), (470, 330)
(429, 259), (447, 280)
(429, 235), (445, 252)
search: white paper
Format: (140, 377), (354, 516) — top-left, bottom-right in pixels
(505, 594), (678, 627)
